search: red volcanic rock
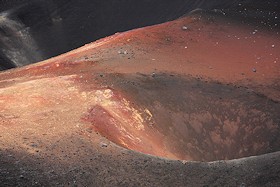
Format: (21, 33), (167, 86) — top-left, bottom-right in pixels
(0, 11), (280, 186)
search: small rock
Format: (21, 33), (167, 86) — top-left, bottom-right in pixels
(118, 50), (128, 55)
(100, 142), (108, 148)
(181, 160), (188, 164)
(182, 26), (188, 30)
(86, 128), (92, 133)
(30, 143), (38, 148)
(252, 68), (257, 72)
(165, 38), (171, 42)
(240, 183), (246, 187)
(151, 72), (156, 77)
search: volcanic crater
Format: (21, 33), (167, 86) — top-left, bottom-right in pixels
(82, 73), (280, 161)
(1, 0), (280, 186)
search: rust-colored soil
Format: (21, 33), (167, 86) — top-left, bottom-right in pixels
(0, 11), (280, 186)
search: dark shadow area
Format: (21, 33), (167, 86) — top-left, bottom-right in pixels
(0, 0), (279, 70)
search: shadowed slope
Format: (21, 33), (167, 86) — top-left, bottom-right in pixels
(0, 0), (279, 70)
